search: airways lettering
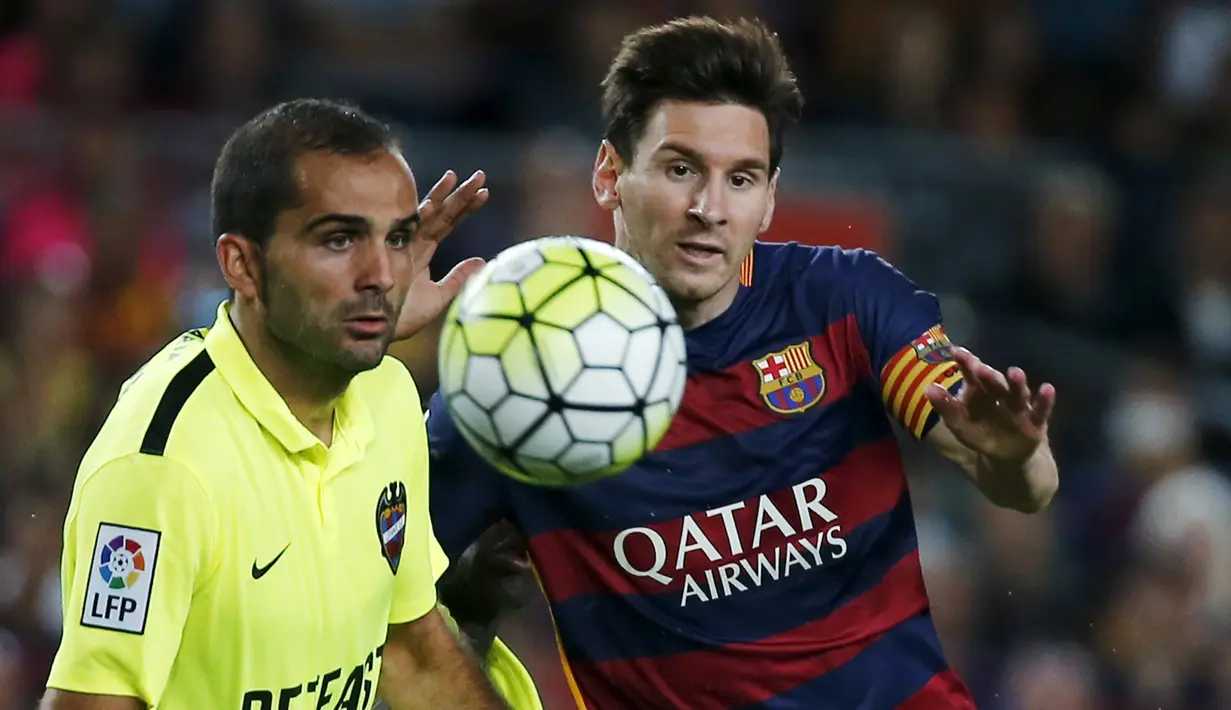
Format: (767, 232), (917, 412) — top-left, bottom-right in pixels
(240, 644), (383, 709)
(612, 477), (849, 606)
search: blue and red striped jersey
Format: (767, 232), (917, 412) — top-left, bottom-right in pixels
(428, 242), (973, 709)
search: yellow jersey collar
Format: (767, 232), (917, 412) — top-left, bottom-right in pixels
(204, 302), (374, 456)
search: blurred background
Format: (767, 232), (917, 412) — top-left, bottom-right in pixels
(1, 0), (1231, 708)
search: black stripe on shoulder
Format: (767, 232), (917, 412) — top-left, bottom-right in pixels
(140, 350), (216, 456)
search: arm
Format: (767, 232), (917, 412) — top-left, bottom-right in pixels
(428, 523), (542, 710)
(437, 523), (533, 659)
(43, 455), (215, 708)
(377, 611), (509, 710)
(924, 351), (1059, 513)
(927, 419), (1058, 512)
(844, 249), (1058, 512)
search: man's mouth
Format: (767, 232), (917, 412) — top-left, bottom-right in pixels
(676, 240), (725, 264)
(344, 314), (390, 337)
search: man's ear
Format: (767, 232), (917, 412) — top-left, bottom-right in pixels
(759, 168), (780, 234)
(592, 140), (625, 212)
(216, 233), (263, 299)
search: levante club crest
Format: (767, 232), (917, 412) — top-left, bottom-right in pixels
(753, 342), (827, 414)
(375, 482), (408, 574)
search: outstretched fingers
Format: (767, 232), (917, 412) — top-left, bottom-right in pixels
(419, 170), (488, 243)
(1030, 382), (1057, 428)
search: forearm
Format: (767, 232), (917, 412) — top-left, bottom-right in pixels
(379, 646), (506, 710)
(455, 618), (498, 661)
(965, 441), (1058, 513)
(438, 573), (500, 659)
(436, 536), (524, 660)
(378, 614), (508, 710)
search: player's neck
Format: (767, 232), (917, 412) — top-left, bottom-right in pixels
(229, 302), (345, 445)
(674, 277), (740, 331)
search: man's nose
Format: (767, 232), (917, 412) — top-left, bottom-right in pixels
(357, 239), (395, 293)
(687, 178), (729, 227)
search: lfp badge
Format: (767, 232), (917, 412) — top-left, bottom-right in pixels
(82, 524), (161, 634)
(753, 341), (827, 415)
(375, 482), (408, 574)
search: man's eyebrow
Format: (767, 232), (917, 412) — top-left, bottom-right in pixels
(657, 142), (706, 165)
(303, 213), (369, 231)
(392, 213), (422, 232)
(302, 212), (421, 233)
(657, 141), (769, 173)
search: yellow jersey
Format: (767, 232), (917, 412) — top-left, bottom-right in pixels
(47, 303), (440, 708)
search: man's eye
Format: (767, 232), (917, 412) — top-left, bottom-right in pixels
(388, 232), (411, 248)
(325, 234), (352, 249)
(670, 164), (693, 178)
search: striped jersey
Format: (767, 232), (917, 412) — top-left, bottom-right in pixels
(428, 242), (974, 709)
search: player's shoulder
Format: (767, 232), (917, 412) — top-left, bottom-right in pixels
(72, 451), (208, 516)
(91, 329), (219, 450)
(753, 242), (910, 294)
(755, 241), (894, 277)
(79, 329), (221, 488)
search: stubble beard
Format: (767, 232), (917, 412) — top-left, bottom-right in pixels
(259, 264), (387, 380)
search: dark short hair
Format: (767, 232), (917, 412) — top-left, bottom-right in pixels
(601, 16), (804, 171)
(210, 98), (399, 248)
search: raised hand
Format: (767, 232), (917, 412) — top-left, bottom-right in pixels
(395, 170), (490, 341)
(925, 347), (1056, 466)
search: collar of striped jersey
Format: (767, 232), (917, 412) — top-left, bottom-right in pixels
(204, 302), (374, 456)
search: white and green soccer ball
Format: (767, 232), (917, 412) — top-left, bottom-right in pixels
(437, 235), (687, 486)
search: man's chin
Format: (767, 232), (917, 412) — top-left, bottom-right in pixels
(661, 273), (731, 307)
(336, 341), (391, 373)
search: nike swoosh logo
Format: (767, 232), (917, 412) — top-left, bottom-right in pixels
(251, 544), (290, 580)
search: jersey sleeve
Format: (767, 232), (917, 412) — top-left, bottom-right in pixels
(389, 409), (442, 625)
(428, 523), (451, 582)
(46, 454), (218, 704)
(426, 391), (510, 562)
(846, 250), (964, 440)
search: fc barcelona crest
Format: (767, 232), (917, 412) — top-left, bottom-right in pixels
(912, 325), (956, 365)
(753, 342), (826, 415)
(375, 482), (408, 574)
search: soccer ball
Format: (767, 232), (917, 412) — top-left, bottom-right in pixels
(437, 235), (687, 486)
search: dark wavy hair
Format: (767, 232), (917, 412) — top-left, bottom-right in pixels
(601, 16), (804, 171)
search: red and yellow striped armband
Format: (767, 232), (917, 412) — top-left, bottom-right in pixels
(879, 325), (964, 439)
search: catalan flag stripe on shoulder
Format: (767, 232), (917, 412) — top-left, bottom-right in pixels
(739, 250), (754, 286)
(879, 325), (963, 439)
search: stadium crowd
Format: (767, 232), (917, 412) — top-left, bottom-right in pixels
(2, 0), (1231, 708)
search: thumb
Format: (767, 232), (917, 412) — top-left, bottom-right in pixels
(926, 383), (964, 422)
(438, 257), (486, 299)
